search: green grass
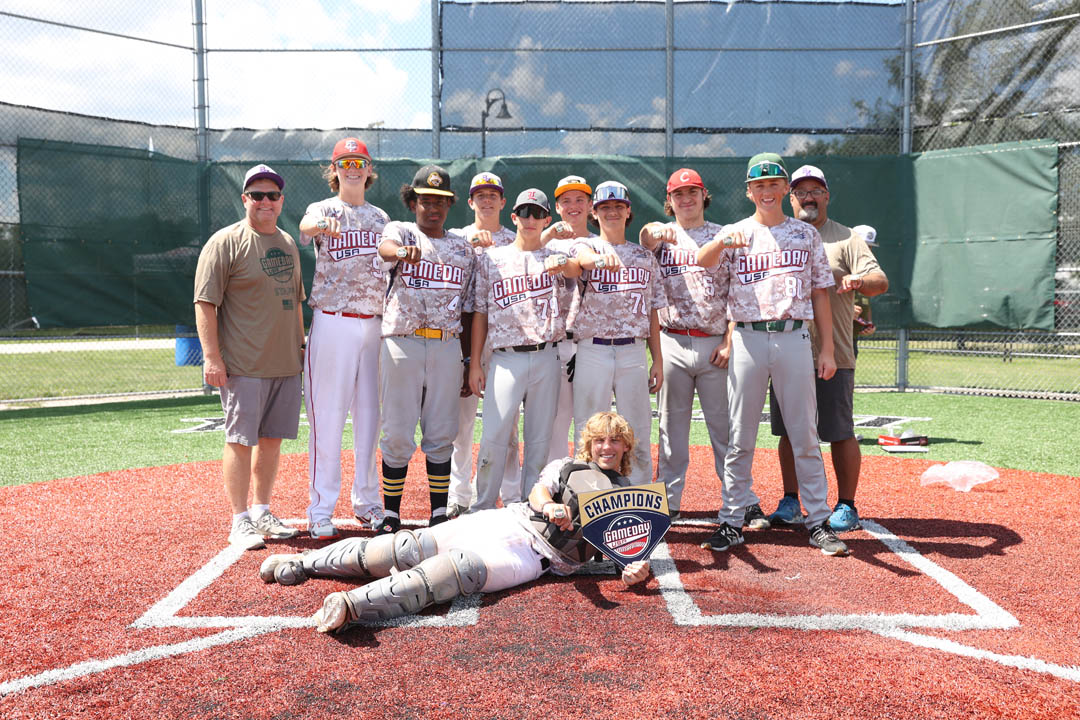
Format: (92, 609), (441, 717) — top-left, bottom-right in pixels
(1, 391), (1076, 487)
(0, 348), (204, 400)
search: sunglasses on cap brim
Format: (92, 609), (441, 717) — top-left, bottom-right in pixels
(747, 162), (788, 181)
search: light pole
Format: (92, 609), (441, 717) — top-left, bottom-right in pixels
(367, 120), (384, 157)
(480, 88), (511, 157)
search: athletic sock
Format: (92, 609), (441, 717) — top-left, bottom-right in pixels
(249, 504), (269, 520)
(232, 511), (250, 525)
(784, 492), (799, 500)
(427, 458), (451, 516)
(837, 498), (856, 509)
(381, 462), (408, 518)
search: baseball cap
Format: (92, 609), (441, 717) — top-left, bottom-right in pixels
(554, 175), (592, 199)
(513, 188), (550, 214)
(790, 165), (828, 190)
(746, 152), (788, 183)
(853, 224), (878, 245)
(331, 137), (372, 162)
(411, 165), (454, 197)
(469, 172), (504, 196)
(667, 168), (706, 194)
(592, 180), (631, 207)
(243, 164), (284, 191)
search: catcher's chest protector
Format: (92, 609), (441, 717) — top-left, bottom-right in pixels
(531, 462), (629, 563)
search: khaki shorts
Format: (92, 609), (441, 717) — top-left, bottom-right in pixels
(219, 374), (302, 446)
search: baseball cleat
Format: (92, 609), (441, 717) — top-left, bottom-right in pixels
(702, 524), (744, 552)
(313, 592), (352, 633)
(768, 496), (805, 527)
(354, 506), (386, 531)
(743, 503), (771, 530)
(809, 524), (849, 557)
(309, 519), (340, 540)
(446, 503), (469, 520)
(253, 511), (300, 540)
(259, 553), (303, 583)
(828, 503), (861, 533)
(375, 515), (401, 535)
(428, 513), (449, 527)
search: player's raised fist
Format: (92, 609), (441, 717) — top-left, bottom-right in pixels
(396, 245), (422, 265)
(643, 224), (677, 246)
(544, 254), (570, 274)
(714, 230), (750, 249)
(542, 221), (576, 243)
(468, 229), (494, 248)
(593, 253), (622, 271)
(318, 216), (343, 238)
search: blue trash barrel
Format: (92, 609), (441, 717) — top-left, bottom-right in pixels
(175, 324), (203, 366)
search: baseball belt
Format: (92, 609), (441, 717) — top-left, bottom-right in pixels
(591, 337), (637, 346)
(736, 320), (804, 333)
(663, 327), (713, 338)
(414, 327), (457, 340)
(497, 341), (559, 353)
(322, 310), (375, 319)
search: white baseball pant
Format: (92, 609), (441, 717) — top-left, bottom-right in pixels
(449, 392), (521, 506)
(546, 339), (577, 464)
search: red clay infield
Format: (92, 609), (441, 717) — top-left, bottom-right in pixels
(2, 447), (1078, 719)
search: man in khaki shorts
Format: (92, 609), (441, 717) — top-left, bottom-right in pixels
(194, 164), (305, 550)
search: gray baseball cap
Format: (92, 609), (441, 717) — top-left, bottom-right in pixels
(513, 188), (550, 213)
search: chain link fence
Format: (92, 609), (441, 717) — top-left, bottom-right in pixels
(1, 0), (1078, 404)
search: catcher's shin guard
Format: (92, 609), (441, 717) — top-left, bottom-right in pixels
(317, 548), (488, 629)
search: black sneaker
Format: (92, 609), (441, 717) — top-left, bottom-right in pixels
(743, 503), (771, 530)
(375, 515), (401, 535)
(808, 524), (849, 556)
(701, 524), (744, 552)
(428, 513), (449, 527)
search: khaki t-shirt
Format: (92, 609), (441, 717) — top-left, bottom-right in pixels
(193, 220), (305, 378)
(809, 218), (882, 369)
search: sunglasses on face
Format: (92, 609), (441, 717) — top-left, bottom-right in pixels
(335, 158), (369, 169)
(746, 162), (788, 180)
(792, 188), (827, 200)
(244, 191), (282, 202)
(516, 205), (550, 220)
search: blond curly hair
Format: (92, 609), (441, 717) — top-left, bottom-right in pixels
(575, 411), (635, 477)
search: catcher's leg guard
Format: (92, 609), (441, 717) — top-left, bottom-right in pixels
(389, 528), (439, 571)
(315, 548), (488, 630)
(267, 538), (371, 586)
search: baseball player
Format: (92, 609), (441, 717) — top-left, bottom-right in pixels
(468, 188), (580, 510)
(568, 181), (667, 486)
(448, 172), (521, 517)
(696, 152), (849, 557)
(638, 168), (732, 520)
(768, 165), (888, 533)
(540, 175), (596, 465)
(297, 137), (390, 540)
(257, 411), (651, 632)
(374, 165), (475, 534)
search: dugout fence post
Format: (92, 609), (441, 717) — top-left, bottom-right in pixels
(901, 0), (915, 154)
(897, 328), (909, 392)
(431, 0), (442, 159)
(665, 0), (674, 158)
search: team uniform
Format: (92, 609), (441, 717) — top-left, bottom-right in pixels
(378, 221), (475, 522)
(653, 221), (730, 514)
(545, 230), (598, 466)
(299, 197), (390, 529)
(448, 223), (520, 510)
(568, 238), (667, 485)
(471, 243), (575, 509)
(260, 458), (630, 629)
(710, 216), (834, 529)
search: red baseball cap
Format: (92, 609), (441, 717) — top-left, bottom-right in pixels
(667, 168), (705, 194)
(331, 137), (372, 162)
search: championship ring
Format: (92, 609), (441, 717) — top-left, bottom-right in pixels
(316, 218), (328, 231)
(595, 257), (607, 269)
(395, 246), (409, 259)
(555, 255), (568, 266)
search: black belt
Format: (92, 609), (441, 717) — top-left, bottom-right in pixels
(736, 320), (804, 332)
(540, 557), (550, 571)
(565, 331), (575, 340)
(497, 341), (558, 353)
(592, 337), (637, 346)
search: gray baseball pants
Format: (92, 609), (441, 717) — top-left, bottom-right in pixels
(450, 391), (521, 506)
(473, 345), (561, 510)
(657, 331), (728, 513)
(721, 324), (830, 528)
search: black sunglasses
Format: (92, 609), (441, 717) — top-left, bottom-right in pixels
(516, 205), (550, 220)
(245, 191), (282, 202)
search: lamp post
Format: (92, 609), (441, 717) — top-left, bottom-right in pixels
(367, 120), (385, 156)
(480, 88), (512, 157)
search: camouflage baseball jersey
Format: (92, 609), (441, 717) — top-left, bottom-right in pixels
(449, 223), (517, 256)
(299, 197), (390, 316)
(567, 238), (667, 340)
(715, 216), (834, 322)
(472, 244), (575, 349)
(653, 221), (730, 336)
(380, 221), (476, 336)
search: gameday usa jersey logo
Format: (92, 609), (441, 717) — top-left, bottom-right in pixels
(326, 230), (381, 262)
(658, 245), (703, 278)
(589, 266), (651, 293)
(579, 482), (671, 568)
(736, 249), (809, 285)
(400, 259), (464, 290)
(491, 273), (555, 309)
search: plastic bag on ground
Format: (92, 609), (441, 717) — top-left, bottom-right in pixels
(919, 461), (1000, 492)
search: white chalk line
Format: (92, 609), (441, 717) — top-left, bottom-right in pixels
(5, 519), (1074, 695)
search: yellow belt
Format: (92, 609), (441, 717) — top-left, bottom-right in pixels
(414, 327), (456, 340)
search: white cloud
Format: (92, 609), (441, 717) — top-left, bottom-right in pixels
(783, 134), (812, 155)
(680, 135), (736, 157)
(835, 61), (855, 78)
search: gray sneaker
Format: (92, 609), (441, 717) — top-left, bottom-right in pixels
(309, 518), (340, 540)
(254, 511), (299, 539)
(354, 506), (385, 530)
(809, 524), (849, 557)
(229, 517), (266, 551)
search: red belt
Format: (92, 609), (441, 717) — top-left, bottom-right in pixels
(664, 327), (712, 338)
(322, 310), (375, 319)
